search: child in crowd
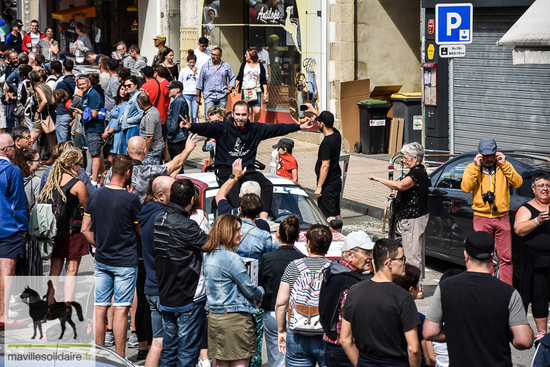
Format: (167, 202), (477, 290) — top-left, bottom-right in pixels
(273, 137), (298, 181)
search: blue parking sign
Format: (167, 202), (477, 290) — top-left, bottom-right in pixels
(436, 3), (473, 44)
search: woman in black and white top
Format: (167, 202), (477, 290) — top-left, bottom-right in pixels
(160, 48), (179, 82)
(234, 48), (268, 122)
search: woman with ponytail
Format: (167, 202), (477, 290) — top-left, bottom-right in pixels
(37, 149), (89, 283)
(259, 215), (305, 367)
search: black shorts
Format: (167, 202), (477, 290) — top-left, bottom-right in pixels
(86, 132), (103, 157)
(317, 182), (342, 218)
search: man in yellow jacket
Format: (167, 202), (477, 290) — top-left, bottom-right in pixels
(461, 139), (523, 285)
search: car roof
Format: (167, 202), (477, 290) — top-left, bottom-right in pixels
(179, 172), (299, 189)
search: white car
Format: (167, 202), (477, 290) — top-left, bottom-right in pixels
(179, 172), (345, 259)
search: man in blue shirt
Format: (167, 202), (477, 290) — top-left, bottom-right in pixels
(0, 134), (28, 330)
(195, 47), (235, 117)
(75, 74), (105, 186)
(5, 20), (23, 54)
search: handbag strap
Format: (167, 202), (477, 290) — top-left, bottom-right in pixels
(234, 224), (257, 253)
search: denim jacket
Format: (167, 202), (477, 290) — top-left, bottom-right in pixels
(166, 94), (189, 143)
(236, 218), (277, 267)
(204, 247), (264, 314)
(120, 91), (143, 130)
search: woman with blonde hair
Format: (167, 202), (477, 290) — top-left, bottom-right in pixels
(204, 214), (264, 367)
(37, 150), (89, 286)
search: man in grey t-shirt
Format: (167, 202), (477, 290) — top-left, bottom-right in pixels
(424, 231), (533, 367)
(137, 92), (164, 165)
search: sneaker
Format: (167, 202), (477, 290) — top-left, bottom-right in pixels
(128, 332), (138, 348)
(417, 285), (423, 299)
(137, 349), (148, 360)
(104, 330), (114, 347)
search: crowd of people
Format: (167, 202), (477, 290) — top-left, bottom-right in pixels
(0, 15), (546, 367)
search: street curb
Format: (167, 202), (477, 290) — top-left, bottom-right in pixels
(184, 161), (387, 220)
(302, 188), (386, 220)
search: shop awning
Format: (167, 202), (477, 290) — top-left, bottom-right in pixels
(497, 0), (550, 64)
(52, 5), (96, 21)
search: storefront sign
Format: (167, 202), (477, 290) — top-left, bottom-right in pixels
(257, 8), (284, 23)
(370, 119), (386, 127)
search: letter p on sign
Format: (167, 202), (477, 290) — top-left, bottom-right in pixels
(446, 12), (461, 36)
(436, 3), (473, 45)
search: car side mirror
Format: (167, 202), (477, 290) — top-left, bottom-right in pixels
(330, 219), (343, 231)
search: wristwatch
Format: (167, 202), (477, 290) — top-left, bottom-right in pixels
(230, 174), (238, 182)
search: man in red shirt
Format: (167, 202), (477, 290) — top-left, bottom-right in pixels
(153, 66), (170, 124)
(22, 20), (44, 53)
(273, 138), (298, 181)
(140, 66), (166, 123)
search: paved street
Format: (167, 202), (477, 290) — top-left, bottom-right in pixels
(0, 143), (538, 366)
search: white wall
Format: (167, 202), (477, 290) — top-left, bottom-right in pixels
(138, 0), (161, 62)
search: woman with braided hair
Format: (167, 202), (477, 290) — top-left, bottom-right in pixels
(37, 150), (89, 285)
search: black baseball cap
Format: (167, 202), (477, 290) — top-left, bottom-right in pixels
(317, 110), (334, 125)
(167, 80), (183, 91)
(464, 231), (494, 260)
(272, 138), (294, 150)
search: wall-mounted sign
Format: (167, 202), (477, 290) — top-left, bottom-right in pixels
(370, 119), (386, 127)
(413, 115), (423, 130)
(439, 44), (466, 58)
(428, 19), (435, 35)
(427, 44), (435, 60)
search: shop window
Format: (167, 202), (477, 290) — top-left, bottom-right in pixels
(201, 0), (304, 114)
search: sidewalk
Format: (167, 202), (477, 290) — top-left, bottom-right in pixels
(184, 134), (396, 219)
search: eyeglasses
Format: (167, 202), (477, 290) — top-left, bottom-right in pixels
(199, 44), (208, 48)
(0, 144), (15, 150)
(536, 184), (550, 190)
(22, 135), (31, 140)
(211, 53), (221, 57)
(390, 255), (406, 262)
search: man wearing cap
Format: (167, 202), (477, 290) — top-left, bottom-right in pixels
(273, 137), (298, 181)
(166, 80), (189, 159)
(340, 238), (420, 367)
(424, 231), (533, 366)
(460, 139), (522, 286)
(320, 231), (374, 367)
(5, 20), (23, 54)
(308, 105), (342, 222)
(152, 35), (167, 66)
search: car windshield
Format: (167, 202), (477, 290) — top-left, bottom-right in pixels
(203, 185), (328, 229)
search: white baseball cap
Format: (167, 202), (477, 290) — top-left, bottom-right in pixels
(342, 231), (374, 252)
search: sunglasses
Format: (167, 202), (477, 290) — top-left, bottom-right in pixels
(0, 144), (15, 150)
(124, 84), (134, 88)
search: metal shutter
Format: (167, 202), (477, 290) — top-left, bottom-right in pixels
(453, 8), (550, 152)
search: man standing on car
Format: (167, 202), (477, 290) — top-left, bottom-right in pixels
(460, 139), (523, 286)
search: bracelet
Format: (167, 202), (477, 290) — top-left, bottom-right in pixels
(234, 176), (239, 182)
(535, 217), (542, 226)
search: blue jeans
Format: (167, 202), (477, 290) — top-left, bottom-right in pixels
(56, 114), (72, 143)
(183, 94), (199, 123)
(146, 295), (164, 339)
(264, 311), (285, 367)
(286, 330), (326, 367)
(160, 302), (206, 367)
(325, 342), (353, 367)
(204, 95), (227, 117)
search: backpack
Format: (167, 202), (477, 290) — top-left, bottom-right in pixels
(30, 178), (80, 258)
(287, 258), (330, 335)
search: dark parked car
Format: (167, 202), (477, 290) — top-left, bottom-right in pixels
(389, 151), (550, 279)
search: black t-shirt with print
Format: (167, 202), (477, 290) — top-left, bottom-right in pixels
(395, 164), (429, 219)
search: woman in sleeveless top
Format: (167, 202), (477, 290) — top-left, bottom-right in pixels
(37, 150), (88, 302)
(234, 48), (268, 122)
(514, 171), (550, 341)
